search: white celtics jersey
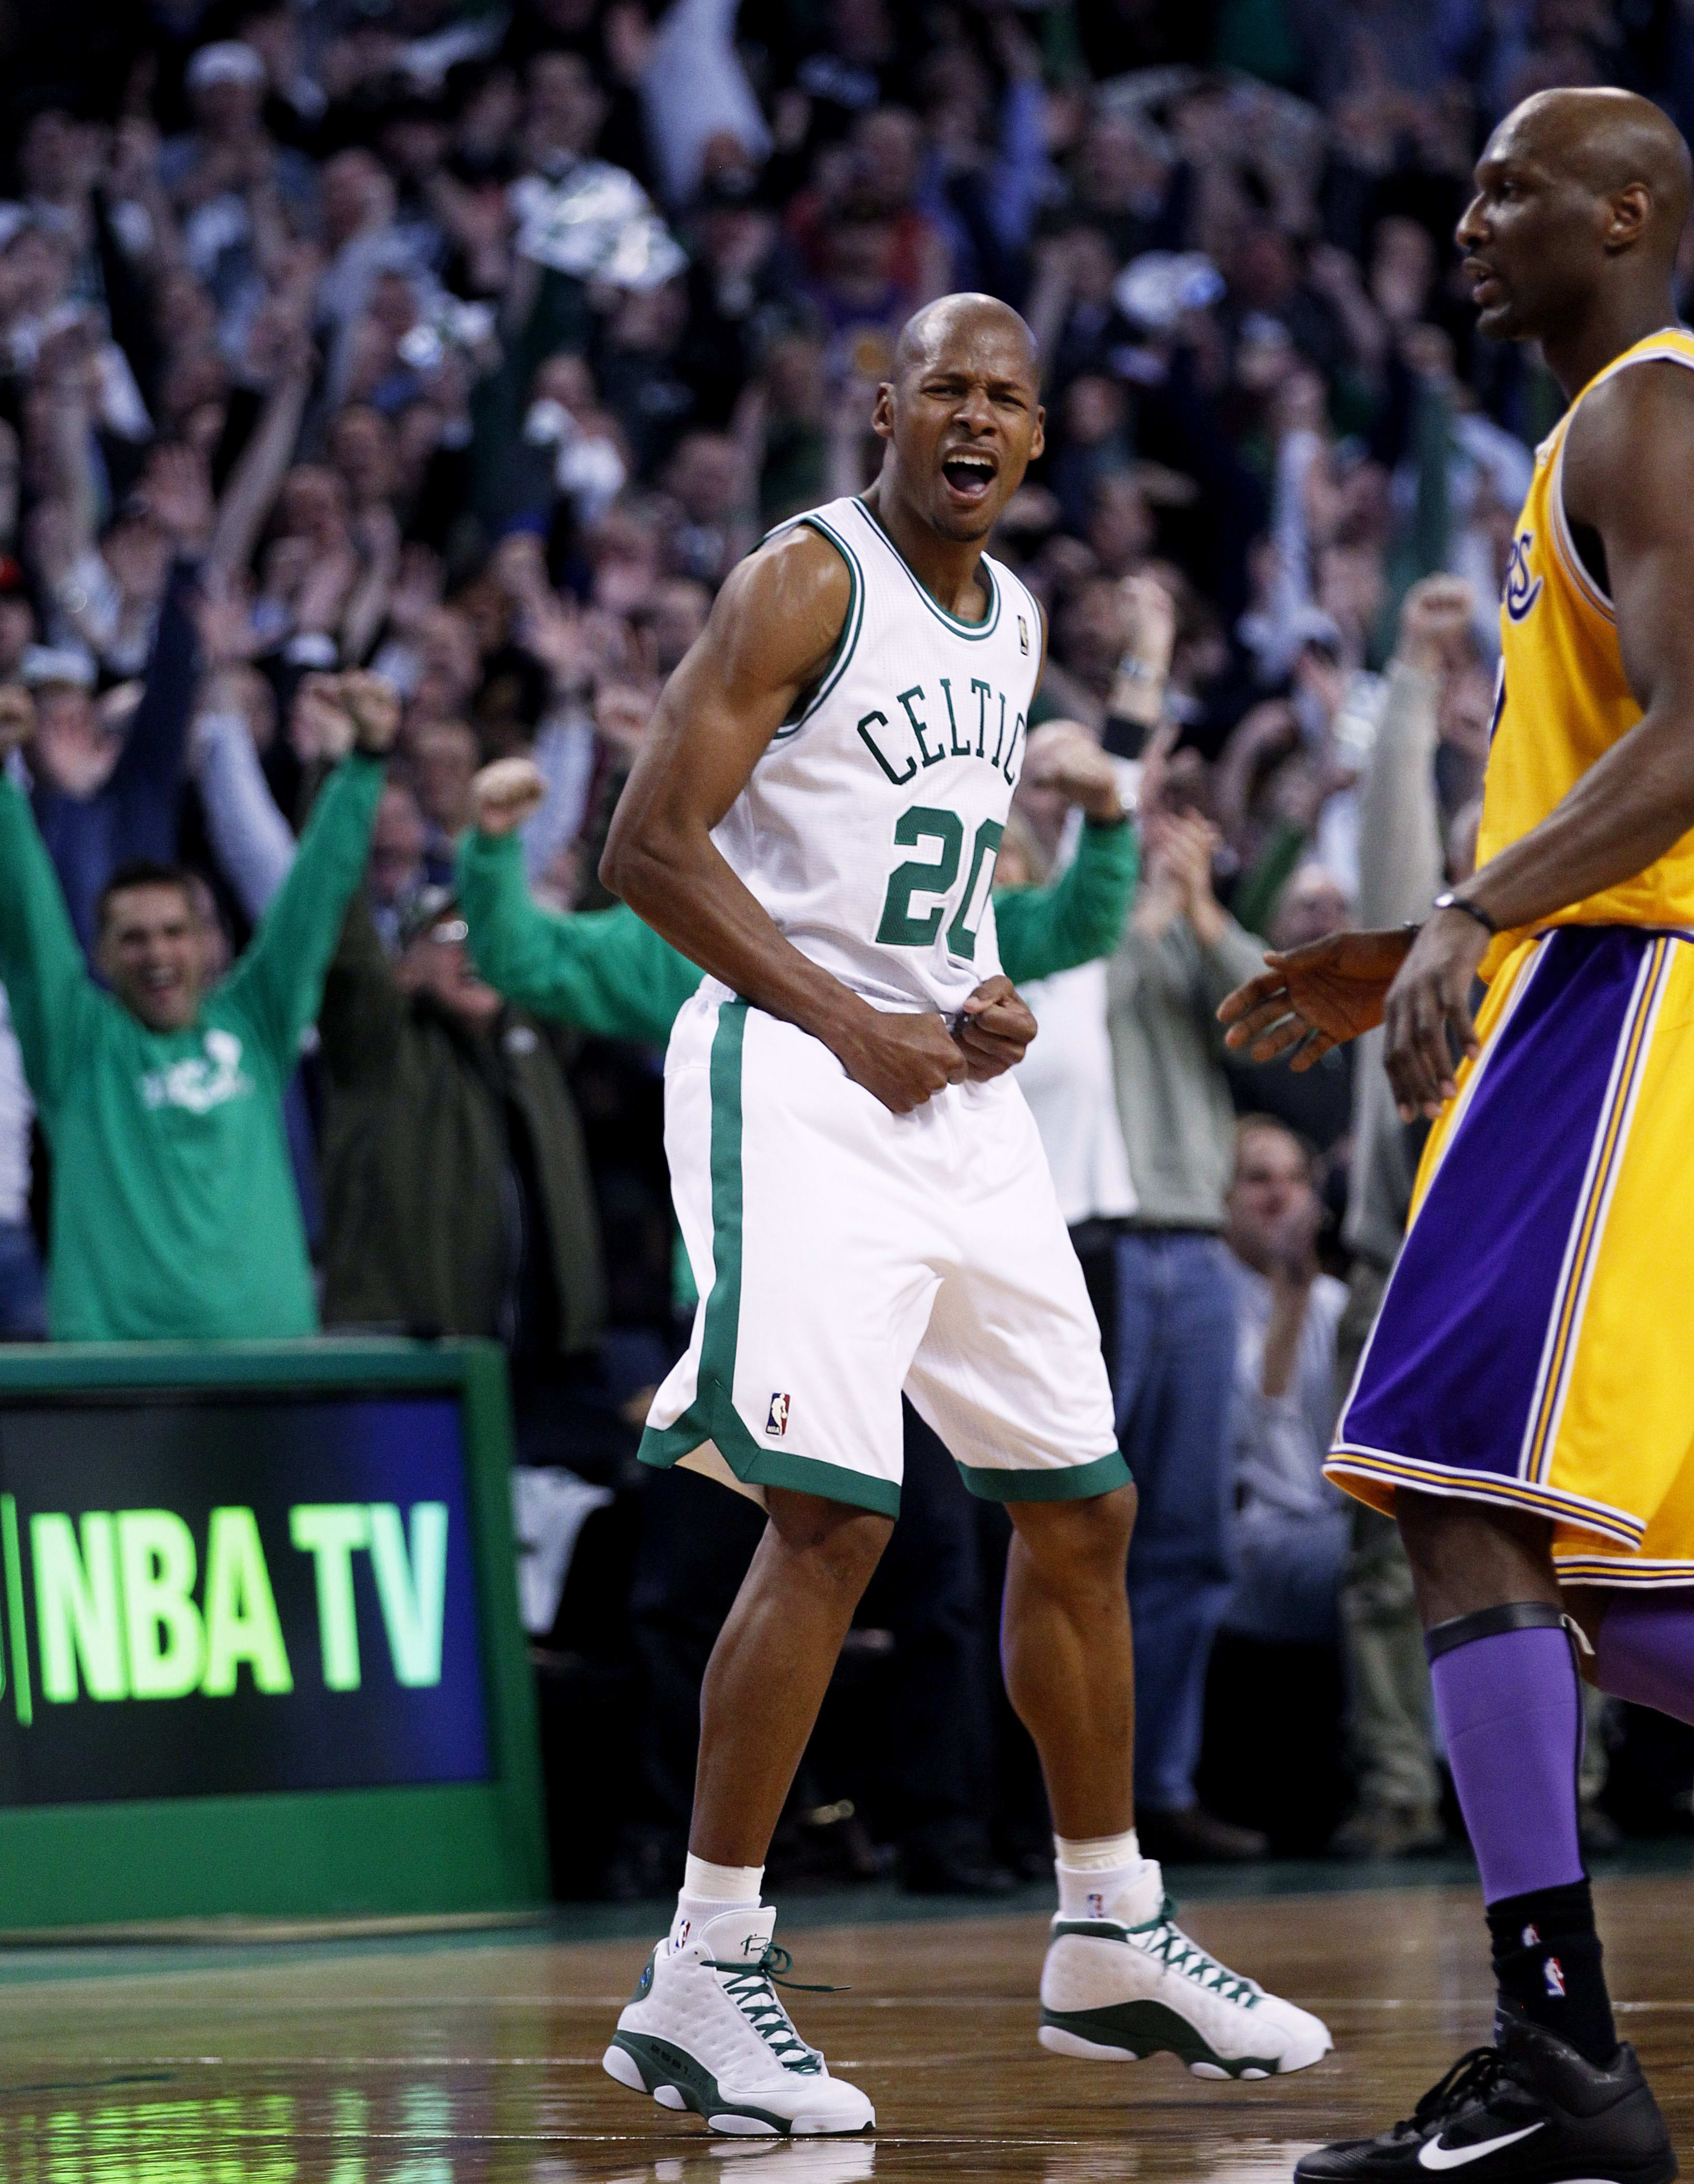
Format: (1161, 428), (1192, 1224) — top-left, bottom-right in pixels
(712, 494), (1044, 1017)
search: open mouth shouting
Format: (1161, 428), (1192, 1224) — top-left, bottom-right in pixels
(940, 448), (999, 507)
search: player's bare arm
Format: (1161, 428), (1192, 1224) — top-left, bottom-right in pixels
(600, 525), (971, 1115)
(1471, 362), (1694, 910)
(1383, 360), (1694, 1114)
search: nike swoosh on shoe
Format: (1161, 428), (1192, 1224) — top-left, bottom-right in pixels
(1417, 2122), (1546, 2169)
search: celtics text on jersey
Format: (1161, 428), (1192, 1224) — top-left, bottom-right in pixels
(708, 494), (1045, 1018)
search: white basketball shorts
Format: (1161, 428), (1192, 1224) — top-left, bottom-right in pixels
(639, 985), (1126, 1518)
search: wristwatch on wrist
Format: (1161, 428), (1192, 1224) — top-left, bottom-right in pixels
(1431, 889), (1499, 935)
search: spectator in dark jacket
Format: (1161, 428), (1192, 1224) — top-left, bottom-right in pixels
(317, 878), (608, 1402)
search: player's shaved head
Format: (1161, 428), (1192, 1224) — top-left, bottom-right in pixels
(1459, 87), (1692, 375)
(1502, 87), (1692, 261)
(869, 290), (1046, 547)
(893, 293), (1039, 386)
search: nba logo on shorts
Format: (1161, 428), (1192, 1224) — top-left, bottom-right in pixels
(1018, 615), (1030, 655)
(766, 1393), (791, 1437)
(1543, 1955), (1566, 1998)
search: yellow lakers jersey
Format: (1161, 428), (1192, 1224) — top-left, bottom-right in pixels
(1478, 325), (1694, 964)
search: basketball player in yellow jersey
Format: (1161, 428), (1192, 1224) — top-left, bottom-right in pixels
(1223, 87), (1694, 2184)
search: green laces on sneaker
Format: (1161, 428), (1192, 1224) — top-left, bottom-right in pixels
(704, 1945), (831, 2072)
(1127, 1897), (1262, 2007)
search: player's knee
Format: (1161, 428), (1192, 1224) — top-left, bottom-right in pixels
(1090, 1481), (1138, 1558)
(802, 1518), (893, 1602)
(766, 1488), (893, 1596)
(1011, 1482), (1136, 1580)
(1395, 1487), (1556, 1625)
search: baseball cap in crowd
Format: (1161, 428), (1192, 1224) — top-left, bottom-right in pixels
(186, 42), (266, 92)
(20, 644), (95, 691)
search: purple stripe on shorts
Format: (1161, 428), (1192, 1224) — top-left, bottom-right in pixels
(1340, 928), (1650, 1485)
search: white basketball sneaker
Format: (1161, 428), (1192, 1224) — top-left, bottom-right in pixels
(1039, 1868), (1332, 2080)
(602, 1905), (875, 2137)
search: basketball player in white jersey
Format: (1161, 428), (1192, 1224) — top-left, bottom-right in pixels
(596, 294), (1331, 2136)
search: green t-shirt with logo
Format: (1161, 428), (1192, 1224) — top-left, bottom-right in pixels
(0, 755), (387, 1341)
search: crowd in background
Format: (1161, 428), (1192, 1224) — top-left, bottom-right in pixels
(2, 0), (1693, 1895)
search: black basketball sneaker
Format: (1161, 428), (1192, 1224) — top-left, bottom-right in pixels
(1294, 2016), (1677, 2182)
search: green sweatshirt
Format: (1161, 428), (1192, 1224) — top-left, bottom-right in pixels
(996, 818), (1139, 983)
(0, 754), (387, 1340)
(456, 815), (1139, 1030)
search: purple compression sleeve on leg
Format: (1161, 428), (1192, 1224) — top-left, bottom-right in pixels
(1430, 1624), (1584, 1905)
(1594, 1589), (1694, 1726)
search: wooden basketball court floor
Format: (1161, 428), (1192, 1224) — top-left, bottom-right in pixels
(0, 1870), (1689, 2182)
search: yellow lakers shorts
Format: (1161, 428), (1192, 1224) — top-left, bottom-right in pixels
(1330, 924), (1694, 1589)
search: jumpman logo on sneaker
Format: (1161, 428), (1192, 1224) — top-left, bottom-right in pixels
(1417, 2123), (1546, 2169)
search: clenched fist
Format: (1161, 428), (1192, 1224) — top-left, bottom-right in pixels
(472, 756), (547, 837)
(1020, 722), (1124, 822)
(1395, 573), (1476, 675)
(954, 975), (1037, 1081)
(833, 1006), (968, 1116)
(340, 670), (402, 755)
(291, 673), (353, 763)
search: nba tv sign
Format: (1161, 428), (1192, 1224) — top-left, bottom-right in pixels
(0, 1393), (490, 1807)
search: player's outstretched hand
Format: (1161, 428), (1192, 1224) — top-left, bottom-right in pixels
(472, 757), (547, 837)
(836, 1007), (968, 1116)
(1218, 928), (1416, 1070)
(955, 975), (1037, 1081)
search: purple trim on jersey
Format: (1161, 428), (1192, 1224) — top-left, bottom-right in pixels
(1338, 927), (1650, 1486)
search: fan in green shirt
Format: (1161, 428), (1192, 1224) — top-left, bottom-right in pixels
(0, 674), (399, 1342)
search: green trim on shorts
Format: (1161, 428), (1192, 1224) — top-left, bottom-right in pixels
(955, 1450), (1133, 1504)
(637, 1000), (902, 1521)
(745, 1450), (900, 1517)
(639, 1421), (901, 1518)
(638, 1416), (718, 1466)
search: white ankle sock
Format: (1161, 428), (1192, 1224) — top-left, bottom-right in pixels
(1054, 1829), (1160, 1924)
(671, 1854), (765, 1949)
